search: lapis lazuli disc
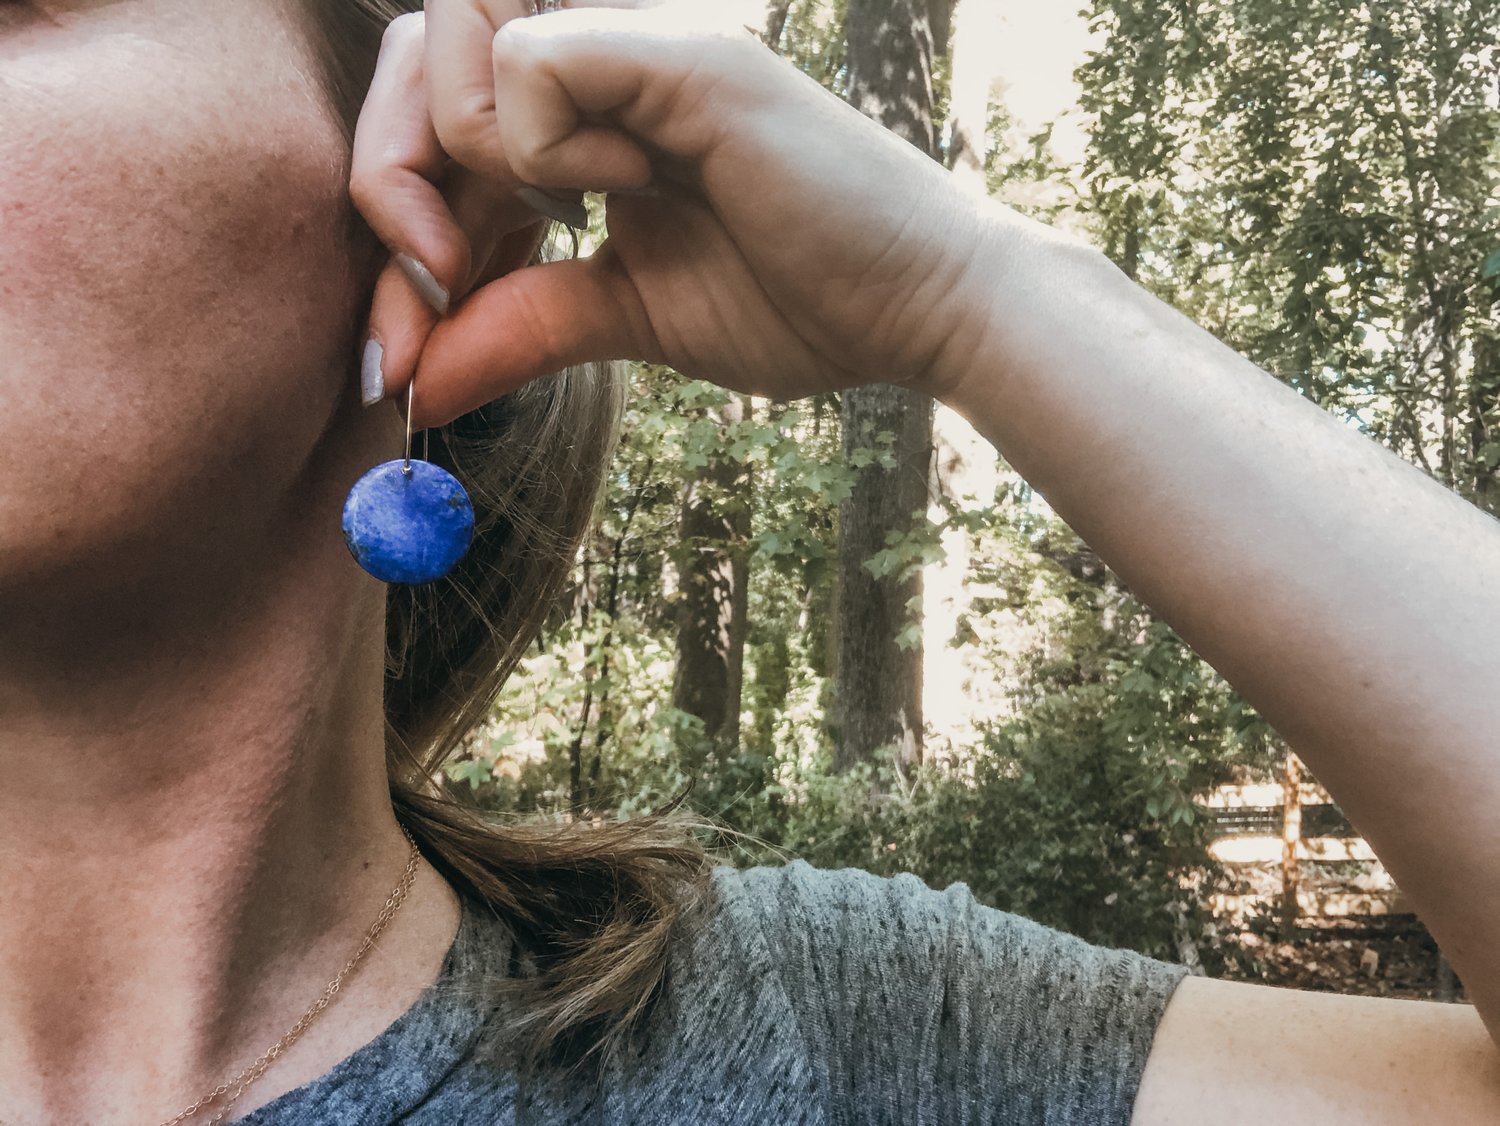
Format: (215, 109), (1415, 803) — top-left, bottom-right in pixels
(342, 460), (475, 585)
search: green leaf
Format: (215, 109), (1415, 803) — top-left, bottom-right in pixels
(1484, 248), (1500, 282)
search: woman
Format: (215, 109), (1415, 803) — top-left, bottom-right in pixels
(2, 0), (1497, 1122)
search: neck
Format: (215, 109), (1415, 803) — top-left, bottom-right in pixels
(0, 446), (460, 1124)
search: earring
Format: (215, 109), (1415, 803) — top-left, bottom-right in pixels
(342, 378), (475, 585)
(342, 220), (581, 584)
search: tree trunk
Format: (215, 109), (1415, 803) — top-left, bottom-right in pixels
(1437, 953), (1458, 1003)
(1471, 330), (1500, 515)
(764, 0), (793, 50)
(1280, 749), (1303, 940)
(672, 397), (752, 758)
(845, 0), (940, 157)
(836, 386), (933, 770)
(835, 0), (939, 771)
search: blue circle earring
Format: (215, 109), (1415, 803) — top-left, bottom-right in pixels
(342, 378), (474, 585)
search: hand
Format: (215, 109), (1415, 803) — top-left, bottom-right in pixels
(350, 0), (997, 427)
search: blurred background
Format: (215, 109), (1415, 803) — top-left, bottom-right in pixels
(447, 0), (1499, 1001)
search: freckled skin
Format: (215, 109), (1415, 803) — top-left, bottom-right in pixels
(0, 9), (463, 1119)
(0, 0), (393, 609)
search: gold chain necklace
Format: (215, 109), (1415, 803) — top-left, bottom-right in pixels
(162, 827), (423, 1126)
(2, 827), (423, 1126)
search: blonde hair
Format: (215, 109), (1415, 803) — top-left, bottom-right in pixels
(299, 0), (711, 1066)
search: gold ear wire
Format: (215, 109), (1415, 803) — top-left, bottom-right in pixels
(401, 206), (579, 481)
(402, 378), (416, 476)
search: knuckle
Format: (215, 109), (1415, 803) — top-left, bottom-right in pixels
(430, 93), (507, 174)
(510, 278), (564, 372)
(349, 142), (409, 192)
(490, 19), (532, 60)
(381, 11), (425, 50)
(506, 143), (549, 185)
(349, 165), (425, 227)
(346, 166), (385, 214)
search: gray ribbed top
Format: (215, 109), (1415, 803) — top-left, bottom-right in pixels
(239, 861), (1187, 1124)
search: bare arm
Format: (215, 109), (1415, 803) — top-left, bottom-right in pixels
(355, 8), (1500, 1108)
(943, 208), (1500, 1039)
(1133, 976), (1500, 1122)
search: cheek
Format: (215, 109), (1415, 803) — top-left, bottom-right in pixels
(0, 30), (368, 583)
(2, 137), (354, 390)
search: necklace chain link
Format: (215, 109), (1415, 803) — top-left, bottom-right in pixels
(0, 830), (422, 1126)
(120, 827), (421, 1126)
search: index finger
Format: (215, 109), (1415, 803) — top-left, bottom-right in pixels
(349, 11), (472, 311)
(424, 0), (536, 180)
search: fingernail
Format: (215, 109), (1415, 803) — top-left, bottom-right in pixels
(361, 337), (385, 406)
(394, 253), (450, 316)
(515, 185), (589, 230)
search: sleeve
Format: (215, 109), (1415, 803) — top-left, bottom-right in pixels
(725, 859), (1188, 1126)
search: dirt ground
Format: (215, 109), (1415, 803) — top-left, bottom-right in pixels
(1218, 915), (1462, 1003)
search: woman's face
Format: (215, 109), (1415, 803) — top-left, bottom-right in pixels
(0, 0), (383, 607)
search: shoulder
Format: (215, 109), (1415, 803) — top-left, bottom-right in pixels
(704, 859), (992, 971)
(713, 855), (948, 916)
(679, 860), (1188, 1125)
(703, 857), (1140, 978)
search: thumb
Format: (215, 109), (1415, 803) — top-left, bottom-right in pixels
(405, 246), (659, 428)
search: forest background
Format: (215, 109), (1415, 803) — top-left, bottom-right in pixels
(447, 0), (1500, 995)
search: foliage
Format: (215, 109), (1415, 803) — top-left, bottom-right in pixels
(442, 0), (1500, 967)
(457, 470), (1275, 959)
(1080, 0), (1500, 507)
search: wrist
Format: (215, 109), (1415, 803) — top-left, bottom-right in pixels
(921, 202), (1124, 436)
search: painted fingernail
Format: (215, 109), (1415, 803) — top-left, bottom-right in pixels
(394, 253), (450, 316)
(515, 185), (589, 230)
(361, 337), (385, 406)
